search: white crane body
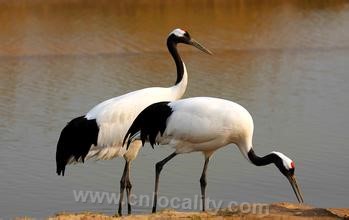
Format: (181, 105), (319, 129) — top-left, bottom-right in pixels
(124, 97), (304, 213)
(161, 97), (254, 157)
(84, 79), (187, 161)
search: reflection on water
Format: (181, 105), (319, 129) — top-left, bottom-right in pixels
(1, 0), (349, 218)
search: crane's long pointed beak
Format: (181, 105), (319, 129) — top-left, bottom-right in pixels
(189, 39), (212, 55)
(287, 174), (304, 203)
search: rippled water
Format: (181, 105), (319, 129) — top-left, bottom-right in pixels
(1, 0), (349, 218)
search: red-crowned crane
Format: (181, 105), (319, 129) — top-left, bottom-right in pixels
(123, 97), (304, 213)
(55, 29), (212, 215)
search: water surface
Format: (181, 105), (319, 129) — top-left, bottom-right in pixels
(1, 1), (349, 218)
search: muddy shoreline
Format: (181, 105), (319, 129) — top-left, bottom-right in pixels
(46, 202), (348, 220)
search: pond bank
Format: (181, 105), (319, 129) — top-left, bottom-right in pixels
(46, 202), (348, 220)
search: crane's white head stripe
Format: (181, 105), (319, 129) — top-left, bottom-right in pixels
(272, 151), (294, 170)
(170, 28), (186, 37)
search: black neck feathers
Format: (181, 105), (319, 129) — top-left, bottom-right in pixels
(167, 37), (184, 85)
(247, 149), (279, 167)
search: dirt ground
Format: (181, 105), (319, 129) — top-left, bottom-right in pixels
(45, 202), (349, 220)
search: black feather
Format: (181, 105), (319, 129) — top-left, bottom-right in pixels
(56, 116), (99, 176)
(123, 102), (173, 149)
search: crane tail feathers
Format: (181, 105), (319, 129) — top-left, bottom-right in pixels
(122, 131), (141, 149)
(123, 101), (173, 150)
(56, 116), (99, 176)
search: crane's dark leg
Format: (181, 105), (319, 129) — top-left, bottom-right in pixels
(200, 157), (210, 211)
(152, 152), (177, 213)
(118, 160), (129, 216)
(125, 161), (132, 215)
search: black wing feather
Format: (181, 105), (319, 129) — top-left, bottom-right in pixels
(56, 116), (99, 176)
(123, 102), (173, 149)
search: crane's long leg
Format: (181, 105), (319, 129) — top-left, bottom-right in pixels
(152, 152), (177, 213)
(200, 157), (210, 211)
(118, 160), (129, 216)
(125, 161), (132, 215)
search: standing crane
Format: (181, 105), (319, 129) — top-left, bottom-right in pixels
(123, 97), (304, 213)
(55, 29), (212, 215)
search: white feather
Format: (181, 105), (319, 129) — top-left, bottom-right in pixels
(156, 97), (254, 158)
(170, 28), (186, 37)
(83, 63), (188, 161)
